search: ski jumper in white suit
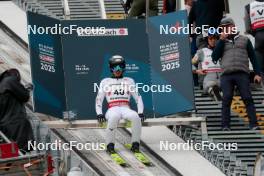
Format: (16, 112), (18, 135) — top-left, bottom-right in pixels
(95, 77), (144, 145)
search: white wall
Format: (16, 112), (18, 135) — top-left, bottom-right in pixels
(227, 0), (255, 70)
(0, 1), (28, 43)
(227, 0), (254, 38)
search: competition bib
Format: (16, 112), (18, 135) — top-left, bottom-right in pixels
(250, 1), (264, 30)
(201, 48), (222, 72)
(107, 83), (130, 108)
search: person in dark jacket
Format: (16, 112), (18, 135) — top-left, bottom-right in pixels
(163, 0), (176, 13)
(189, 0), (225, 29)
(126, 0), (158, 18)
(189, 0), (225, 50)
(163, 0), (193, 14)
(0, 68), (34, 153)
(212, 17), (262, 131)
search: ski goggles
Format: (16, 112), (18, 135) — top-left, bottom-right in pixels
(111, 65), (125, 72)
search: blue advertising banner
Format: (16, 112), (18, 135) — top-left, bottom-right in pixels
(27, 11), (194, 119)
(61, 20), (153, 119)
(27, 12), (66, 117)
(148, 11), (195, 117)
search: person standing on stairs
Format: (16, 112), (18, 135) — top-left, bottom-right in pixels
(212, 17), (262, 131)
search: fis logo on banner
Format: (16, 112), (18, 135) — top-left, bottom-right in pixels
(77, 27), (128, 37)
(159, 42), (180, 72)
(38, 44), (56, 73)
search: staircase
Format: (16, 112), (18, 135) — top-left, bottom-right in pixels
(13, 0), (164, 20)
(175, 87), (264, 176)
(104, 0), (164, 19)
(13, 0), (102, 20)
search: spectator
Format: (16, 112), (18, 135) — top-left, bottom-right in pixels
(189, 0), (224, 88)
(163, 0), (193, 15)
(163, 0), (176, 14)
(212, 17), (262, 131)
(189, 0), (225, 29)
(185, 0), (193, 15)
(192, 33), (222, 101)
(189, 0), (225, 50)
(0, 69), (34, 153)
(127, 0), (158, 18)
(244, 0), (264, 87)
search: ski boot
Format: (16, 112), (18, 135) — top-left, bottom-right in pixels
(131, 142), (140, 153)
(210, 85), (222, 101)
(106, 143), (116, 154)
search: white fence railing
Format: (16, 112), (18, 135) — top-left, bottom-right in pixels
(99, 0), (107, 19)
(62, 0), (71, 19)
